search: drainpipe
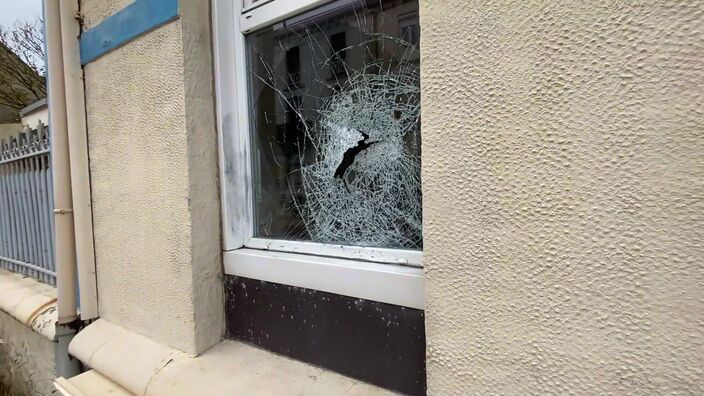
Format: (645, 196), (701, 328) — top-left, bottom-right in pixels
(59, 0), (99, 320)
(44, 0), (78, 325)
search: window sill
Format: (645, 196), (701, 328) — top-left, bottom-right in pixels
(223, 248), (425, 310)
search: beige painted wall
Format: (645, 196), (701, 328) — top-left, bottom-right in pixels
(82, 0), (223, 356)
(420, 1), (703, 394)
(80, 0), (133, 30)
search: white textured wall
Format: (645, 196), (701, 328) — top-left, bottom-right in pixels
(82, 1), (223, 356)
(21, 108), (49, 129)
(420, 1), (703, 394)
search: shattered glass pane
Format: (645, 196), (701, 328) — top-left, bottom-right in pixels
(248, 0), (421, 249)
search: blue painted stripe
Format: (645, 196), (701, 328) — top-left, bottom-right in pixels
(80, 0), (179, 65)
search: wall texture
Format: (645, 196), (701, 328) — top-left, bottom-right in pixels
(82, 1), (222, 356)
(80, 0), (133, 30)
(0, 310), (55, 396)
(420, 1), (703, 394)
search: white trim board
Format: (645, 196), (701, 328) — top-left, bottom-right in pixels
(224, 249), (425, 310)
(245, 238), (423, 267)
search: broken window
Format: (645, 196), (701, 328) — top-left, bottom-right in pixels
(248, 0), (421, 250)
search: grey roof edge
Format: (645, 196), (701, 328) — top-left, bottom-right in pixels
(20, 98), (48, 117)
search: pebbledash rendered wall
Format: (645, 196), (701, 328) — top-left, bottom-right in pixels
(80, 0), (223, 356)
(420, 1), (703, 394)
(76, 0), (703, 393)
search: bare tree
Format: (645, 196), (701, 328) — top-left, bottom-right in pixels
(0, 17), (46, 113)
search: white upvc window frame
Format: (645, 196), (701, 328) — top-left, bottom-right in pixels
(212, 0), (425, 310)
(241, 0), (273, 13)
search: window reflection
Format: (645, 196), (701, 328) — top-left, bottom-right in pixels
(248, 0), (422, 249)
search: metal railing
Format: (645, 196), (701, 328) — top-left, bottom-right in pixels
(0, 123), (55, 285)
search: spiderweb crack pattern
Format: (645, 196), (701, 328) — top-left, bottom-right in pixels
(254, 10), (422, 249)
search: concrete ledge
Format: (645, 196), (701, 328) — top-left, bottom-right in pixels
(66, 319), (397, 395)
(147, 341), (397, 395)
(55, 370), (131, 396)
(68, 319), (187, 396)
(0, 268), (57, 340)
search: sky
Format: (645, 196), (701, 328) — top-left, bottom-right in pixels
(0, 0), (43, 28)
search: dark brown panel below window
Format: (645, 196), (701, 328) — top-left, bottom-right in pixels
(224, 275), (426, 395)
